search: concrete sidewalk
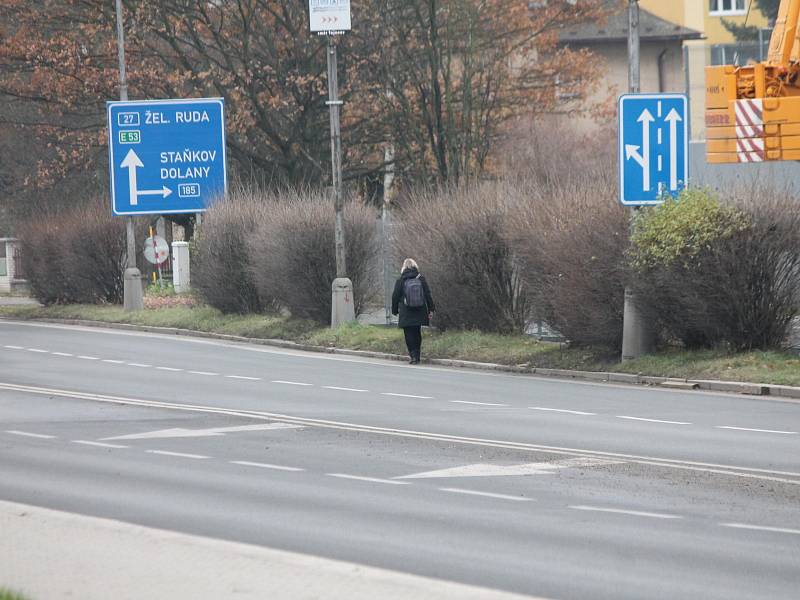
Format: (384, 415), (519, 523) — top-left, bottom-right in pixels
(0, 500), (542, 600)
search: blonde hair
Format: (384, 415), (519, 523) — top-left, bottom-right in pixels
(401, 258), (418, 273)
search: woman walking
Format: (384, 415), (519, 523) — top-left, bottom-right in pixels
(392, 258), (435, 364)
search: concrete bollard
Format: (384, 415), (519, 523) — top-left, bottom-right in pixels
(331, 277), (356, 328)
(172, 241), (190, 293)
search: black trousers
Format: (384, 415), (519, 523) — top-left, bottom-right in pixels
(403, 326), (422, 358)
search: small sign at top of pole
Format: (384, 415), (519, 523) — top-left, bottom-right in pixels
(309, 0), (351, 34)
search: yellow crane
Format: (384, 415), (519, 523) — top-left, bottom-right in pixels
(706, 0), (800, 163)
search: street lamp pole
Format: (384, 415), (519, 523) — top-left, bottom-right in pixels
(114, 0), (143, 311)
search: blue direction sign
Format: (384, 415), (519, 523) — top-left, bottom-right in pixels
(618, 94), (688, 206)
(107, 98), (226, 215)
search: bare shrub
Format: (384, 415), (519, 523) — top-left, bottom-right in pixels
(630, 187), (800, 350)
(193, 190), (267, 314)
(393, 184), (532, 333)
(504, 118), (628, 348)
(18, 198), (132, 305)
(248, 189), (379, 323)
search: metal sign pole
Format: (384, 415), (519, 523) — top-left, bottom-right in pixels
(621, 0), (654, 360)
(115, 0), (143, 311)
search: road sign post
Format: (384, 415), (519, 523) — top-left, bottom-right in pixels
(310, 0), (356, 328)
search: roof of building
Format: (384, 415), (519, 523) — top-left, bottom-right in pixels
(558, 1), (703, 45)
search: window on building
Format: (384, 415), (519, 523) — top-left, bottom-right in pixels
(709, 0), (747, 16)
(0, 243), (6, 277)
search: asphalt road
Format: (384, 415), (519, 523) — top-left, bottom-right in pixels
(1, 320), (799, 599)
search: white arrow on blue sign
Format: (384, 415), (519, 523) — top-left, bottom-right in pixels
(618, 93), (688, 206)
(107, 98), (227, 216)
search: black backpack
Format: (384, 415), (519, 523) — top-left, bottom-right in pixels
(403, 275), (426, 308)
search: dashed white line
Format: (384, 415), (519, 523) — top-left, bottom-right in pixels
(5, 430), (55, 439)
(327, 473), (410, 485)
(272, 380), (313, 386)
(231, 461), (304, 472)
(102, 359), (126, 364)
(77, 355), (100, 361)
(529, 407), (596, 416)
(188, 371), (218, 376)
(323, 386), (368, 392)
(569, 505), (682, 519)
(721, 523), (800, 536)
(27, 348), (48, 353)
(53, 352), (74, 357)
(617, 416), (692, 425)
(225, 375), (262, 381)
(3, 345), (23, 350)
(127, 363), (152, 368)
(450, 400), (509, 407)
(715, 426), (797, 435)
(146, 450), (209, 459)
(71, 440), (129, 449)
(380, 393), (434, 399)
(439, 488), (533, 502)
(155, 366), (183, 372)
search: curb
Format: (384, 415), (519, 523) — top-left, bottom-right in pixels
(5, 316), (800, 400)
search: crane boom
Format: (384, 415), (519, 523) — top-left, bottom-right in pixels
(706, 0), (800, 163)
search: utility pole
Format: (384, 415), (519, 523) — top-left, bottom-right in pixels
(324, 35), (355, 327)
(621, 0), (654, 360)
(114, 0), (143, 311)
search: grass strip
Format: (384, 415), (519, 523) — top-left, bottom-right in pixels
(2, 305), (799, 387)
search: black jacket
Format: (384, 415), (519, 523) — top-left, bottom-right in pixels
(392, 267), (435, 328)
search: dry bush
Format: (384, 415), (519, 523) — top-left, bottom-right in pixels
(393, 184), (532, 333)
(193, 190), (267, 314)
(630, 187), (800, 350)
(248, 189), (379, 323)
(504, 118), (628, 348)
(18, 198), (133, 305)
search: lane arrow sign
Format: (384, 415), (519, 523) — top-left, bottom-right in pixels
(665, 108), (683, 191)
(120, 148), (173, 203)
(625, 108), (655, 192)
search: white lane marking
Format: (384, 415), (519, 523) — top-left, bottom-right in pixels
(272, 380), (313, 386)
(721, 523), (800, 536)
(27, 348), (48, 353)
(231, 461), (305, 472)
(569, 505), (682, 519)
(380, 393), (434, 399)
(155, 366), (183, 372)
(450, 400), (509, 407)
(3, 345), (23, 350)
(439, 488), (533, 502)
(71, 440), (129, 449)
(529, 407), (596, 416)
(188, 371), (218, 376)
(127, 363), (151, 368)
(53, 352), (74, 357)
(716, 426), (797, 435)
(104, 423), (301, 440)
(77, 355), (100, 360)
(5, 430), (55, 439)
(396, 457), (621, 479)
(3, 383), (800, 486)
(327, 473), (410, 485)
(146, 450), (209, 459)
(225, 375), (262, 381)
(323, 386), (368, 393)
(102, 359), (125, 364)
(617, 416), (692, 425)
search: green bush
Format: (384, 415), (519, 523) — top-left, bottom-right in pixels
(629, 188), (800, 350)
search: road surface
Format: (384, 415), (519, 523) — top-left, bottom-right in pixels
(1, 320), (798, 599)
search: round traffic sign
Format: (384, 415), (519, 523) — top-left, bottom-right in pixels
(143, 235), (170, 265)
